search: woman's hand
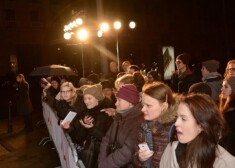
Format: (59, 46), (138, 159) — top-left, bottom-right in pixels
(60, 120), (70, 129)
(100, 108), (116, 116)
(138, 149), (154, 162)
(80, 116), (94, 128)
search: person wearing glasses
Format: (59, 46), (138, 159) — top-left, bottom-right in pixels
(224, 59), (235, 78)
(54, 82), (86, 125)
(170, 53), (199, 93)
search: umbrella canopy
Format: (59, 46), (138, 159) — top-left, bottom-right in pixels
(29, 64), (78, 76)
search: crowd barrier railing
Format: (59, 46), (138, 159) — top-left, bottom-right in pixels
(42, 102), (85, 168)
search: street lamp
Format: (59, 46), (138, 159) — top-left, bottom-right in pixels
(129, 21), (136, 29)
(113, 21), (122, 72)
(100, 22), (110, 32)
(77, 28), (89, 77)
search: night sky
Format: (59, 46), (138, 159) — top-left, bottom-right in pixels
(0, 0), (235, 76)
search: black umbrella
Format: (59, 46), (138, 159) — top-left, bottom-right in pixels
(29, 64), (78, 76)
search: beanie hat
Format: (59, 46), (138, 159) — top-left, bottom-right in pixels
(188, 82), (212, 96)
(176, 53), (191, 65)
(51, 76), (60, 84)
(225, 76), (235, 94)
(116, 84), (139, 105)
(129, 65), (140, 71)
(87, 73), (100, 84)
(40, 78), (48, 85)
(202, 60), (219, 72)
(147, 70), (158, 81)
(101, 80), (113, 89)
(83, 84), (104, 101)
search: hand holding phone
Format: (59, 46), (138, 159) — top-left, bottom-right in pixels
(138, 143), (150, 151)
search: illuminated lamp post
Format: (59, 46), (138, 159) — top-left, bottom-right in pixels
(77, 28), (89, 77)
(113, 21), (122, 72)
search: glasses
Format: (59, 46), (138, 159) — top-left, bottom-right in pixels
(228, 68), (235, 72)
(61, 90), (72, 94)
(175, 60), (182, 64)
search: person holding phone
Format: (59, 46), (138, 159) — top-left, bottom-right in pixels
(133, 82), (177, 168)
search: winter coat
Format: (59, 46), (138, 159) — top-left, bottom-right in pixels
(171, 69), (199, 93)
(80, 99), (114, 168)
(160, 141), (235, 168)
(219, 107), (235, 156)
(53, 95), (87, 144)
(53, 95), (86, 121)
(16, 81), (33, 115)
(44, 85), (60, 107)
(202, 72), (223, 102)
(98, 103), (143, 168)
(132, 105), (176, 168)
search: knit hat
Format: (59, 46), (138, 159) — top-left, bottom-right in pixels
(176, 53), (191, 65)
(83, 84), (104, 101)
(224, 76), (235, 94)
(188, 82), (212, 96)
(51, 76), (60, 84)
(101, 80), (113, 89)
(129, 65), (140, 71)
(147, 70), (158, 81)
(202, 60), (219, 72)
(40, 78), (48, 85)
(87, 73), (100, 84)
(116, 84), (139, 105)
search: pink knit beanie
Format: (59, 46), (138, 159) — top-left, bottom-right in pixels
(116, 84), (139, 105)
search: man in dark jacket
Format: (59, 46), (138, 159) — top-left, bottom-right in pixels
(171, 53), (199, 93)
(201, 59), (223, 102)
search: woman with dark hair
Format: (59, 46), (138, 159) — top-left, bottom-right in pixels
(133, 82), (177, 168)
(160, 93), (235, 168)
(219, 76), (235, 133)
(219, 76), (235, 155)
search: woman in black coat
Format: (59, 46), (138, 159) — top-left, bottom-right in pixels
(16, 74), (33, 132)
(61, 84), (113, 168)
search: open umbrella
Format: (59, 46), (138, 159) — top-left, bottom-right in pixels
(29, 64), (78, 76)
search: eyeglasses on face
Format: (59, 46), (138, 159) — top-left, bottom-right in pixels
(60, 90), (72, 94)
(227, 68), (235, 72)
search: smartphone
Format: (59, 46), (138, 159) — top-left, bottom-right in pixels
(138, 143), (150, 151)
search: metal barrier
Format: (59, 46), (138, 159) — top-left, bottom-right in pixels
(42, 102), (85, 168)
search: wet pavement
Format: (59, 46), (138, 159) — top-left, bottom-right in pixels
(0, 112), (60, 168)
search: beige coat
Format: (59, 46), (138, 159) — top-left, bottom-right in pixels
(160, 141), (235, 168)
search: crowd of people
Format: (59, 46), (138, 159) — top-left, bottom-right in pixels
(15, 54), (235, 168)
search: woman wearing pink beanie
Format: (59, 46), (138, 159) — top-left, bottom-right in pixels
(98, 84), (143, 167)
